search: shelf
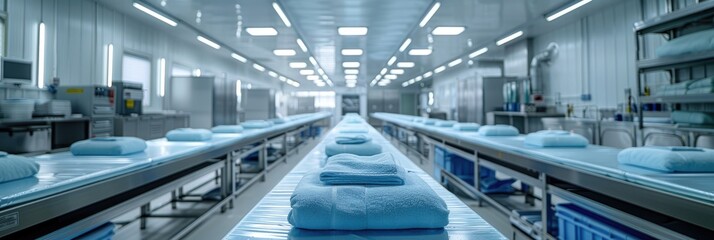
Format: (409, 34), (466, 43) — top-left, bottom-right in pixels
(636, 51), (714, 72)
(639, 93), (714, 103)
(634, 1), (714, 34)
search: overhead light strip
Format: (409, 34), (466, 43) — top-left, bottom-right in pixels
(448, 58), (462, 67)
(419, 2), (441, 27)
(253, 64), (265, 72)
(272, 2), (291, 27)
(399, 38), (412, 52)
(231, 53), (247, 62)
(496, 31), (523, 46)
(133, 2), (177, 27)
(546, 0), (592, 22)
(296, 39), (308, 52)
(387, 56), (397, 66)
(338, 27), (368, 36)
(197, 36), (221, 49)
(37, 22), (46, 88)
(469, 47), (488, 58)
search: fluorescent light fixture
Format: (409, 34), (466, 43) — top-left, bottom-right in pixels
(378, 81), (390, 86)
(397, 62), (415, 68)
(408, 79), (416, 84)
(380, 68), (388, 75)
(347, 83), (356, 88)
(434, 66), (446, 73)
(236, 80), (241, 97)
(197, 36), (220, 49)
(546, 0), (592, 22)
(390, 69), (404, 75)
(279, 76), (287, 81)
(292, 81), (301, 87)
(133, 2), (177, 27)
(342, 62), (360, 68)
(387, 56), (397, 66)
(272, 2), (291, 27)
(402, 82), (409, 87)
(338, 27), (368, 36)
(496, 31), (523, 46)
(409, 49), (432, 56)
(289, 62), (307, 68)
(246, 27), (278, 36)
(268, 71), (278, 78)
(375, 75), (382, 80)
(469, 47), (488, 58)
(309, 57), (318, 66)
(423, 71), (433, 78)
(344, 69), (359, 75)
(341, 49), (363, 56)
(315, 81), (326, 87)
(321, 74), (329, 80)
(432, 26), (465, 35)
(300, 70), (315, 75)
(419, 2), (441, 27)
(158, 58), (166, 97)
(399, 38), (412, 52)
(296, 39), (308, 52)
(317, 68), (325, 75)
(345, 75), (357, 80)
(415, 76), (423, 81)
(448, 58), (463, 67)
(231, 53), (247, 62)
(307, 75), (320, 81)
(37, 22), (46, 88)
(253, 64), (265, 71)
(345, 79), (357, 84)
(106, 44), (114, 87)
(384, 74), (397, 80)
(273, 49), (296, 56)
(193, 69), (201, 77)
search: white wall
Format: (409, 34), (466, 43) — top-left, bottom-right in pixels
(2, 0), (279, 112)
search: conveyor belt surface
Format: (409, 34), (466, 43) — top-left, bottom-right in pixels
(223, 117), (506, 239)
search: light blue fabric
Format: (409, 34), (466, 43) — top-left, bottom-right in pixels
(478, 125), (519, 136)
(423, 119), (436, 125)
(288, 171), (449, 230)
(334, 135), (371, 144)
(434, 120), (457, 127)
(655, 28), (714, 57)
(686, 87), (714, 94)
(671, 111), (714, 125)
(338, 128), (369, 134)
(453, 123), (481, 131)
(321, 153), (406, 185)
(325, 141), (382, 157)
(524, 130), (589, 148)
(241, 120), (274, 129)
(688, 77), (714, 89)
(70, 137), (147, 156)
(166, 128), (212, 141)
(0, 152), (40, 183)
(618, 146), (714, 172)
(211, 125), (244, 133)
(344, 118), (363, 123)
(271, 118), (288, 124)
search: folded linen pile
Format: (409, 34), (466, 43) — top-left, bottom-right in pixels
(453, 123), (481, 131)
(320, 153), (406, 185)
(618, 146), (714, 172)
(434, 120), (457, 127)
(478, 125), (519, 136)
(70, 137), (147, 155)
(211, 125), (244, 133)
(338, 128), (369, 134)
(524, 130), (589, 147)
(655, 29), (714, 58)
(166, 128), (212, 141)
(241, 120), (274, 129)
(671, 111), (714, 125)
(0, 151), (40, 183)
(325, 135), (382, 157)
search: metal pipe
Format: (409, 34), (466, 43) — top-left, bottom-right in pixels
(529, 42), (558, 94)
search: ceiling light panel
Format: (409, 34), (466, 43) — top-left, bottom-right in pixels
(387, 56), (397, 66)
(253, 64), (265, 71)
(299, 69), (315, 75)
(448, 58), (463, 67)
(384, 74), (397, 80)
(231, 53), (247, 62)
(309, 57), (318, 66)
(342, 62), (360, 68)
(409, 49), (432, 56)
(434, 66), (446, 73)
(307, 75), (320, 81)
(380, 68), (388, 75)
(272, 2), (291, 27)
(419, 2), (441, 27)
(469, 47), (488, 58)
(341, 49), (363, 56)
(197, 36), (220, 49)
(338, 27), (368, 36)
(268, 71), (278, 78)
(497, 31), (524, 46)
(246, 27), (278, 36)
(296, 39), (308, 52)
(390, 69), (405, 75)
(423, 71), (433, 78)
(397, 62), (415, 68)
(399, 38), (412, 52)
(546, 0), (592, 22)
(289, 62), (307, 68)
(133, 3), (177, 27)
(273, 49), (296, 56)
(344, 69), (359, 75)
(345, 75), (358, 80)
(432, 26), (465, 36)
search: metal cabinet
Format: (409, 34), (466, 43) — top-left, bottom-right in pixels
(115, 114), (189, 140)
(642, 126), (689, 146)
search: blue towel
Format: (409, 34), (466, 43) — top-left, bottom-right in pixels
(271, 118), (288, 124)
(423, 119), (436, 125)
(618, 146), (714, 172)
(70, 137), (147, 156)
(434, 120), (457, 127)
(321, 153), (406, 185)
(211, 125), (244, 133)
(166, 128), (212, 141)
(524, 130), (589, 147)
(0, 152), (40, 183)
(241, 120), (274, 129)
(688, 77), (714, 89)
(344, 118), (363, 123)
(453, 123), (481, 131)
(288, 171), (449, 230)
(480, 178), (516, 194)
(325, 141), (382, 157)
(478, 125), (519, 136)
(656, 29), (714, 57)
(334, 135), (371, 144)
(671, 111), (714, 125)
(338, 128), (369, 134)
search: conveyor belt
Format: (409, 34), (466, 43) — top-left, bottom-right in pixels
(223, 117), (506, 239)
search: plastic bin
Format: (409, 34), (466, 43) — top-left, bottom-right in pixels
(556, 204), (654, 240)
(0, 125), (51, 153)
(0, 99), (35, 120)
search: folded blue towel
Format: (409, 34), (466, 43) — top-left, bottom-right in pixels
(321, 153), (406, 185)
(0, 152), (40, 183)
(423, 119), (436, 125)
(334, 135), (371, 144)
(618, 146), (714, 172)
(453, 123), (481, 131)
(434, 120), (457, 127)
(241, 120), (274, 129)
(344, 118), (363, 123)
(338, 128), (369, 134)
(671, 111), (714, 125)
(524, 130), (589, 147)
(211, 125), (244, 133)
(325, 141), (382, 157)
(656, 29), (714, 57)
(70, 137), (148, 156)
(288, 171), (449, 230)
(166, 128), (212, 141)
(271, 118), (288, 124)
(478, 125), (519, 136)
(480, 178), (516, 194)
(688, 77), (714, 89)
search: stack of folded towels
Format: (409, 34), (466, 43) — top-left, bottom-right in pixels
(524, 130), (589, 148)
(434, 120), (457, 127)
(70, 137), (148, 155)
(0, 151), (40, 183)
(453, 122), (481, 131)
(618, 146), (714, 172)
(288, 153), (450, 230)
(325, 134), (382, 157)
(478, 125), (520, 136)
(671, 111), (714, 125)
(211, 125), (244, 133)
(241, 120), (274, 129)
(166, 128), (212, 141)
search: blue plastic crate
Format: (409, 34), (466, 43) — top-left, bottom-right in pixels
(556, 204), (654, 240)
(434, 147), (476, 185)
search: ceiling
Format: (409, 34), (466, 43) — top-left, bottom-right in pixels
(102, 0), (620, 89)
